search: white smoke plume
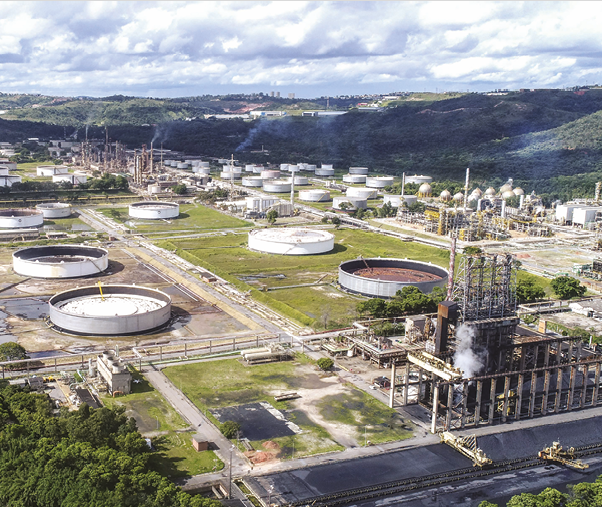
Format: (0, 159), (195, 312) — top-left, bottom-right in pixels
(453, 324), (483, 379)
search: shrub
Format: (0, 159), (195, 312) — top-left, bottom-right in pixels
(317, 357), (334, 370)
(220, 420), (241, 439)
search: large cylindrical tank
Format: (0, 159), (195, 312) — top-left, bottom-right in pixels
(193, 166), (211, 175)
(170, 160), (179, 167)
(37, 165), (68, 176)
(382, 195), (404, 207)
(242, 176), (264, 187)
(262, 180), (292, 193)
(405, 175), (432, 185)
(346, 187), (378, 199)
(343, 174), (367, 184)
(261, 169), (281, 179)
(333, 196), (367, 210)
(248, 228), (334, 255)
(220, 171), (242, 180)
(302, 164), (316, 172)
(321, 164), (333, 170)
(198, 161), (210, 168)
(299, 190), (331, 202)
(366, 176), (394, 188)
(349, 167), (369, 175)
(176, 162), (189, 169)
(13, 245), (109, 278)
(218, 159), (229, 164)
(49, 285), (172, 335)
(36, 202), (72, 218)
(287, 175), (309, 185)
(0, 209), (44, 228)
(280, 164), (290, 171)
(315, 168), (335, 177)
(129, 202), (180, 219)
(339, 258), (448, 298)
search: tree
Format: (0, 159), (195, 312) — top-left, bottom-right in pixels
(331, 216), (341, 228)
(550, 276), (586, 299)
(220, 420), (241, 439)
(317, 357), (334, 370)
(266, 209), (278, 224)
(0, 342), (27, 362)
(516, 276), (546, 303)
(357, 298), (387, 318)
(172, 183), (187, 195)
(463, 246), (483, 255)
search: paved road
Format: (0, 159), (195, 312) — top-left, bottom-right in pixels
(143, 364), (251, 484)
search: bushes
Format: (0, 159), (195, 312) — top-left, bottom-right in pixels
(317, 358), (334, 370)
(220, 420), (241, 439)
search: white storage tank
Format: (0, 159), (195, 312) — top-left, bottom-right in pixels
(0, 175), (22, 187)
(333, 196), (367, 210)
(37, 165), (69, 176)
(315, 167), (335, 177)
(193, 166), (211, 175)
(287, 175), (309, 186)
(346, 187), (378, 199)
(220, 171), (242, 180)
(366, 176), (394, 188)
(52, 173), (88, 185)
(129, 201), (179, 219)
(261, 170), (281, 180)
(245, 164), (255, 172)
(349, 167), (369, 175)
(321, 164), (334, 170)
(170, 161), (179, 167)
(177, 162), (189, 169)
(248, 228), (334, 255)
(343, 174), (367, 184)
(218, 159), (229, 164)
(198, 161), (210, 168)
(0, 209), (44, 228)
(148, 184), (162, 194)
(400, 195), (418, 206)
(13, 245), (109, 278)
(253, 165), (264, 174)
(287, 165), (299, 172)
(36, 202), (72, 218)
(405, 174), (432, 185)
(49, 285), (172, 335)
(242, 176), (264, 187)
(299, 190), (331, 202)
(280, 164), (290, 171)
(302, 164), (316, 172)
(382, 195), (404, 207)
(263, 180), (292, 193)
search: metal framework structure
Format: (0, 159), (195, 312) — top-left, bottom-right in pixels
(452, 254), (517, 322)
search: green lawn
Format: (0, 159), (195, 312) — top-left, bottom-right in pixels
(160, 228), (450, 328)
(317, 387), (414, 445)
(163, 357), (344, 457)
(101, 368), (223, 477)
(98, 202), (252, 232)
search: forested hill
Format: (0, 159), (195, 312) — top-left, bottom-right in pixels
(4, 90), (602, 198)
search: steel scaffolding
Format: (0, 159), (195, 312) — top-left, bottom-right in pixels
(452, 253), (517, 322)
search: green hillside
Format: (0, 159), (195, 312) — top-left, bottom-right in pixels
(2, 90), (602, 201)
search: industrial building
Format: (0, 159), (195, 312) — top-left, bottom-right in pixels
(96, 350), (132, 395)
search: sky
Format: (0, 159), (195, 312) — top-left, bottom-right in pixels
(1, 1), (601, 99)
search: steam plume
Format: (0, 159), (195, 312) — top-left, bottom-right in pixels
(453, 324), (483, 379)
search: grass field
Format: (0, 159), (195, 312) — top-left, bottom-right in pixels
(317, 387), (414, 445)
(163, 357), (345, 457)
(161, 227), (450, 327)
(98, 202), (252, 232)
(101, 368), (223, 477)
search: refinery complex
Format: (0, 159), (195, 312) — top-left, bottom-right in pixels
(3, 136), (602, 507)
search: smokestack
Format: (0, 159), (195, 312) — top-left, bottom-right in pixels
(150, 141), (154, 176)
(501, 200), (507, 218)
(446, 237), (456, 300)
(401, 172), (405, 197)
(519, 194), (525, 208)
(290, 169), (295, 207)
(463, 167), (470, 209)
(596, 181), (601, 202)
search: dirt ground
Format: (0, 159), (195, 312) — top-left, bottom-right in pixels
(0, 246), (260, 352)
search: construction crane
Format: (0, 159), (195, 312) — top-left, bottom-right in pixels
(538, 441), (589, 470)
(440, 432), (492, 467)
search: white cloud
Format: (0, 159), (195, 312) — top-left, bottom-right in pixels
(0, 1), (600, 97)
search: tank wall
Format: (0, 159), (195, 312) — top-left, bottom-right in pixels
(299, 190), (331, 202)
(36, 204), (72, 218)
(346, 187), (377, 199)
(366, 177), (394, 188)
(263, 181), (292, 193)
(349, 167), (369, 175)
(343, 174), (367, 184)
(49, 286), (171, 335)
(315, 169), (335, 176)
(338, 258), (448, 298)
(248, 234), (334, 255)
(0, 211), (44, 228)
(129, 203), (179, 219)
(242, 177), (264, 187)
